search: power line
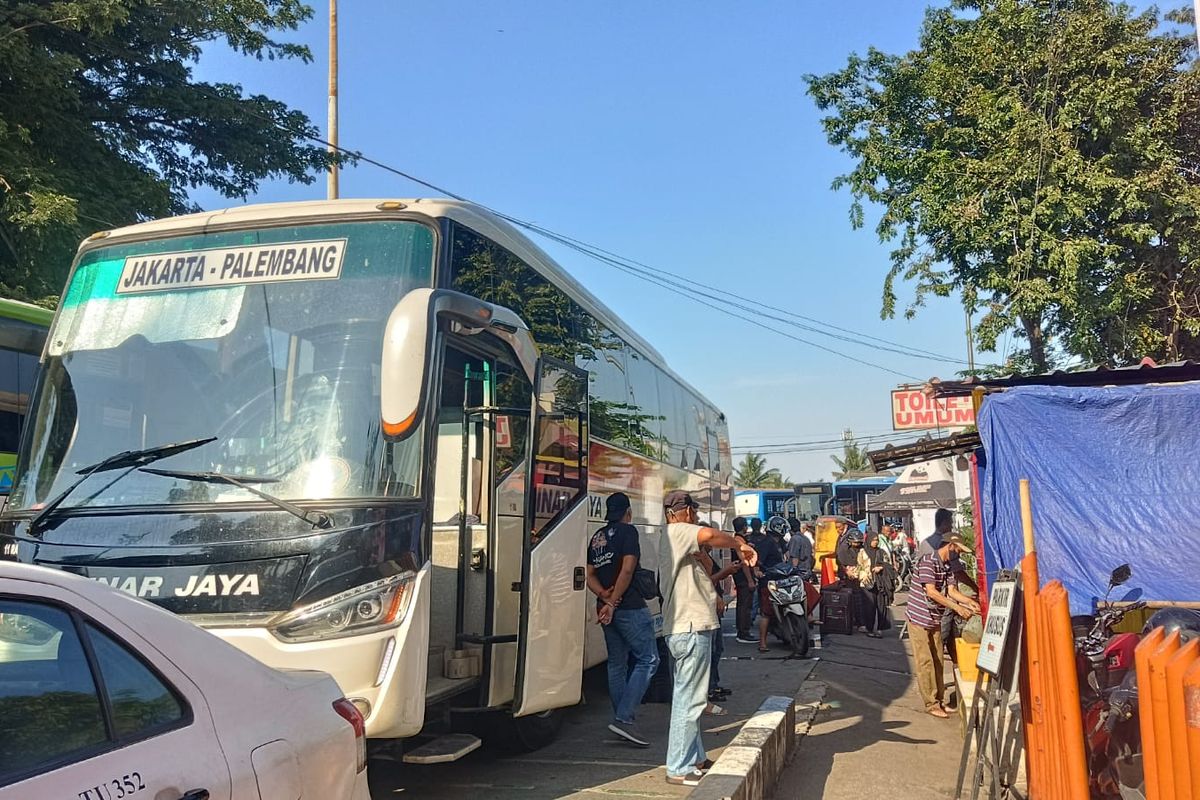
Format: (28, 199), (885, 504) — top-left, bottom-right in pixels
(36, 15), (974, 379)
(499, 216), (974, 366)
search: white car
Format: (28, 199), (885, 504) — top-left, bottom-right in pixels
(0, 562), (370, 800)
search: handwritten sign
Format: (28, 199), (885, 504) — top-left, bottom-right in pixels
(977, 579), (1018, 676)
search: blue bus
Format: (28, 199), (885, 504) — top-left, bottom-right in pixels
(793, 482), (832, 520)
(831, 475), (897, 519)
(734, 489), (797, 523)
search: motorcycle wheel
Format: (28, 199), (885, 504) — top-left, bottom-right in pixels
(785, 613), (810, 659)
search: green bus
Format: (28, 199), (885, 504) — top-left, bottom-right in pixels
(0, 298), (52, 502)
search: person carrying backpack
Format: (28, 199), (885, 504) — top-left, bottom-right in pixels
(586, 492), (660, 747)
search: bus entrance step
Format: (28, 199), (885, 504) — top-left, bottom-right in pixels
(402, 733), (482, 764)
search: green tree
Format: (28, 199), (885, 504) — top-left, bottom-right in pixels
(734, 452), (791, 488)
(806, 0), (1200, 372)
(830, 430), (875, 478)
(0, 1), (340, 305)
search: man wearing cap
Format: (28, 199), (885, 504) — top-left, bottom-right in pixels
(660, 490), (758, 786)
(586, 492), (660, 747)
(916, 508), (979, 660)
(907, 535), (981, 718)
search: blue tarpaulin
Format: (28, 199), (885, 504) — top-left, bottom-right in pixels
(978, 383), (1200, 614)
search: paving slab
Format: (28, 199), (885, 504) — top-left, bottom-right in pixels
(771, 611), (964, 800)
(370, 618), (819, 799)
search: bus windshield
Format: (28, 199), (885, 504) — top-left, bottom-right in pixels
(10, 220), (435, 511)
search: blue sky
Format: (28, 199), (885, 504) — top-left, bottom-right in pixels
(193, 1), (991, 481)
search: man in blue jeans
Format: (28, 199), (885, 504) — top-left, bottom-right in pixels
(587, 492), (660, 747)
(660, 491), (758, 786)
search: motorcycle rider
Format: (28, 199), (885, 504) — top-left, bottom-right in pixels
(747, 518), (785, 653)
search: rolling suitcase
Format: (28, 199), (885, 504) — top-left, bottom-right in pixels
(820, 585), (855, 635)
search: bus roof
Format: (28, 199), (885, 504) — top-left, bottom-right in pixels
(0, 297), (53, 327)
(832, 476), (897, 488)
(76, 198), (725, 420)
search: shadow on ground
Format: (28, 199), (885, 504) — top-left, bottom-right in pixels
(369, 614), (818, 799)
(773, 593), (963, 800)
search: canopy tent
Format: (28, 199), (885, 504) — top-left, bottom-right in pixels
(867, 459), (957, 511)
(978, 383), (1200, 614)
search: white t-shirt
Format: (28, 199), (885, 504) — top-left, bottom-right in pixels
(658, 522), (720, 636)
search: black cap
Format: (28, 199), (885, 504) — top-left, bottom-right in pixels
(664, 490), (698, 512)
(605, 492), (631, 522)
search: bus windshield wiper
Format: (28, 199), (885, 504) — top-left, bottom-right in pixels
(26, 437), (218, 535)
(138, 468), (333, 530)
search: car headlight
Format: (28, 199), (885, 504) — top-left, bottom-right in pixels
(271, 572), (416, 643)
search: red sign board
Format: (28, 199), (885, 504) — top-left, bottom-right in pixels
(891, 389), (975, 431)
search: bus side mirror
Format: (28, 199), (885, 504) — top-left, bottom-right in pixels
(380, 289), (537, 441)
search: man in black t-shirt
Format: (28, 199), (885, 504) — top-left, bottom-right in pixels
(586, 492), (660, 747)
(746, 520), (784, 652)
(730, 517), (756, 643)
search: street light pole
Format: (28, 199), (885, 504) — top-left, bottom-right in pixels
(327, 0), (339, 200)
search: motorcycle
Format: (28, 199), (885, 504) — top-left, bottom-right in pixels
(1074, 565), (1144, 700)
(762, 562), (819, 658)
(1090, 606), (1200, 800)
(1072, 564), (1145, 800)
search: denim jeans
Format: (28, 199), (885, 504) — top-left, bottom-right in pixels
(708, 625), (724, 693)
(665, 629), (712, 777)
(603, 606), (660, 724)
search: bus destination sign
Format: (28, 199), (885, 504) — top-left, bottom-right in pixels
(117, 239), (348, 294)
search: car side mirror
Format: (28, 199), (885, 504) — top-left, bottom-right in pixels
(1109, 564), (1132, 588)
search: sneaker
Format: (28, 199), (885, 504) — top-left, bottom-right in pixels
(665, 769), (705, 786)
(608, 720), (650, 747)
(735, 635), (757, 644)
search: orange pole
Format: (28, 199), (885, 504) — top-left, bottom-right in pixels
(1018, 482), (1042, 796)
(1184, 656), (1200, 800)
(1166, 640), (1200, 800)
(1047, 582), (1089, 799)
(1137, 628), (1166, 800)
(1151, 631), (1182, 800)
(1038, 590), (1063, 798)
(1021, 554), (1044, 796)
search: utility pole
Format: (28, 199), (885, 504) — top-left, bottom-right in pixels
(327, 0), (339, 200)
(965, 307), (976, 373)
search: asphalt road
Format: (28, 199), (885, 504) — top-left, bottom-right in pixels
(368, 618), (819, 800)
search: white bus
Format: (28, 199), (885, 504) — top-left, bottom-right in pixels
(1, 199), (734, 756)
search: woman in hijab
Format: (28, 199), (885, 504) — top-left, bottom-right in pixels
(856, 530), (893, 638)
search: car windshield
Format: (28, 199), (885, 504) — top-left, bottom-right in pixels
(10, 219), (435, 510)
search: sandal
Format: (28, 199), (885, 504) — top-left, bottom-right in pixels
(928, 706), (950, 719)
(704, 702), (728, 716)
(758, 645), (770, 653)
(665, 769), (705, 786)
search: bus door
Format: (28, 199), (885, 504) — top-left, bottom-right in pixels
(514, 357), (589, 717)
(430, 344), (533, 707)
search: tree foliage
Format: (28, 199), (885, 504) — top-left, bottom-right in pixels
(806, 0), (1200, 371)
(734, 452), (791, 488)
(830, 431), (875, 478)
(0, 1), (340, 305)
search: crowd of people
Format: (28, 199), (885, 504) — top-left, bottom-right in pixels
(585, 495), (982, 785)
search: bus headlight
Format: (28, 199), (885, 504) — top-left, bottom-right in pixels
(270, 572), (415, 643)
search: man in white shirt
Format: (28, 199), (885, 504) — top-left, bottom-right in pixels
(659, 491), (758, 786)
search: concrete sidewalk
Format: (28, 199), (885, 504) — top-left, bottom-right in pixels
(370, 615), (819, 799)
(772, 618), (964, 799)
